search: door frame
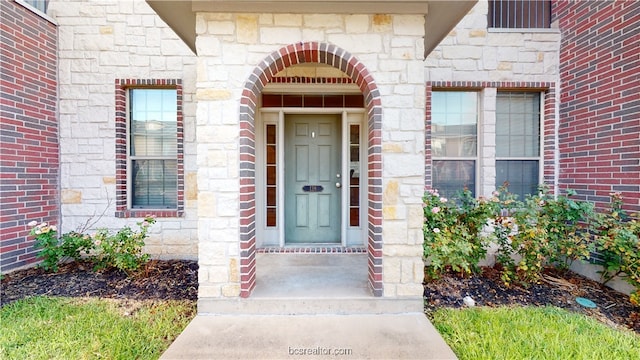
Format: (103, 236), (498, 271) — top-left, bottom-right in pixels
(256, 108), (367, 248)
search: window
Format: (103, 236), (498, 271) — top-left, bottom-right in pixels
(128, 89), (178, 209)
(496, 92), (541, 200)
(431, 91), (478, 199)
(23, 0), (48, 13)
(488, 0), (551, 29)
(265, 124), (278, 227)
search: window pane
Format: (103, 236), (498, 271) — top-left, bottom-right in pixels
(130, 89), (177, 157)
(132, 160), (177, 208)
(265, 124), (278, 227)
(432, 160), (476, 199)
(431, 92), (477, 157)
(349, 124), (360, 227)
(496, 160), (539, 200)
(496, 92), (540, 157)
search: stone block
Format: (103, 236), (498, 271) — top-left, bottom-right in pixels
(61, 189), (82, 204)
(382, 221), (407, 244)
(198, 191), (216, 217)
(396, 283), (423, 297)
(383, 257), (401, 283)
(443, 45), (482, 60)
(208, 266), (229, 283)
(407, 205), (424, 229)
(345, 15), (369, 33)
(229, 258), (239, 282)
(274, 14), (302, 26)
(303, 14), (343, 28)
(327, 34), (383, 54)
(221, 284), (241, 297)
(207, 21), (235, 35)
(198, 284), (221, 298)
(196, 35), (222, 56)
(236, 15), (258, 44)
(260, 27), (301, 44)
(383, 206), (397, 220)
(393, 15), (423, 36)
(383, 180), (399, 205)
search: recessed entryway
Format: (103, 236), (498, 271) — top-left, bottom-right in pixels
(252, 253), (370, 298)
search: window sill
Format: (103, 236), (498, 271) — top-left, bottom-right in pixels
(116, 210), (183, 218)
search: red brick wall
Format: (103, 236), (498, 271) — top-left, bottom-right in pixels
(556, 0), (640, 212)
(0, 1), (59, 272)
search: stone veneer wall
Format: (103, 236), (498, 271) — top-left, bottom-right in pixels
(47, 0), (198, 259)
(195, 13), (427, 298)
(0, 0), (58, 272)
(424, 0), (561, 197)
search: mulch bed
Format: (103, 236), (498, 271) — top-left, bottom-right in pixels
(0, 260), (198, 307)
(2, 259), (638, 334)
(424, 266), (640, 334)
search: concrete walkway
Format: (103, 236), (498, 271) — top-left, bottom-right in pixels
(160, 313), (457, 359)
(161, 253), (457, 359)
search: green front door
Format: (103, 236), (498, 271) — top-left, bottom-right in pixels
(284, 114), (342, 243)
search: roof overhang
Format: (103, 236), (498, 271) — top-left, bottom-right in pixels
(146, 0), (477, 56)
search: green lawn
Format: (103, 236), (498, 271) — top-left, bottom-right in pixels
(0, 296), (195, 360)
(430, 306), (640, 360)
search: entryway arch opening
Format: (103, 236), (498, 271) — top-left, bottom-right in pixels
(239, 42), (382, 297)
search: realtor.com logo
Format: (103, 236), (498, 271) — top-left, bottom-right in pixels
(288, 346), (353, 357)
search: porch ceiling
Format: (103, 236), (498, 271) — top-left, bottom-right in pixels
(146, 0), (477, 56)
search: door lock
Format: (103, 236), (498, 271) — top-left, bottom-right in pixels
(336, 182), (341, 188)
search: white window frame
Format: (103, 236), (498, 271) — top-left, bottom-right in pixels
(494, 91), (544, 197)
(125, 88), (179, 210)
(431, 90), (481, 197)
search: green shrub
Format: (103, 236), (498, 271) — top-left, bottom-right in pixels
(593, 193), (640, 305)
(423, 188), (498, 278)
(497, 187), (594, 286)
(27, 217), (155, 275)
(29, 221), (63, 272)
(91, 217), (155, 273)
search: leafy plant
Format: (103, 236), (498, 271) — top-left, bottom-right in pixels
(27, 216), (155, 275)
(593, 193), (640, 305)
(423, 188), (498, 278)
(29, 221), (64, 272)
(493, 187), (594, 286)
(91, 217), (155, 273)
(59, 232), (94, 262)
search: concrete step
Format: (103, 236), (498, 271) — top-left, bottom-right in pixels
(198, 297), (424, 315)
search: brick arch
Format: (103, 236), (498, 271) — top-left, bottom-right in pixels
(239, 42), (383, 297)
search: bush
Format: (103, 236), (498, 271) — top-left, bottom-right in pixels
(27, 217), (155, 275)
(593, 193), (640, 305)
(495, 187), (594, 286)
(424, 186), (595, 287)
(91, 217), (154, 273)
(423, 188), (498, 278)
(29, 221), (63, 272)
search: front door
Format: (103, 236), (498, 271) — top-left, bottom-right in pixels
(284, 114), (342, 243)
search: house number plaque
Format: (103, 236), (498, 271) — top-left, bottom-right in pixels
(303, 185), (324, 192)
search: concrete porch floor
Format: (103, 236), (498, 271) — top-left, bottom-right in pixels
(160, 253), (457, 360)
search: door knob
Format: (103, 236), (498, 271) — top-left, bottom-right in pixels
(336, 182), (341, 188)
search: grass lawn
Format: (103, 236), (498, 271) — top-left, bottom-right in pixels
(430, 306), (640, 360)
(0, 296), (195, 360)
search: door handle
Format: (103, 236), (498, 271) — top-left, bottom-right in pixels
(336, 182), (341, 188)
